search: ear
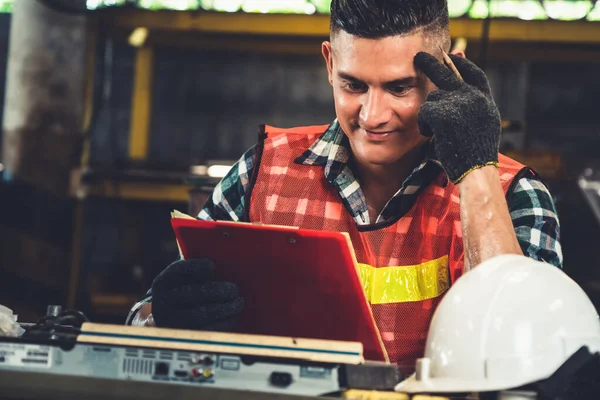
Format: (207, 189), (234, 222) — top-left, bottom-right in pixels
(321, 41), (334, 86)
(449, 49), (466, 59)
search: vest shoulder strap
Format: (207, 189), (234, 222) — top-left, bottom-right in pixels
(263, 124), (330, 139)
(498, 153), (526, 170)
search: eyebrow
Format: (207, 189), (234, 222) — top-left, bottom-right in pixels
(337, 72), (418, 87)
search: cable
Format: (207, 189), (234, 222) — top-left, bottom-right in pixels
(22, 309), (89, 342)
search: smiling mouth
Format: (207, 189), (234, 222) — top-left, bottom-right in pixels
(364, 130), (395, 136)
(362, 130), (395, 141)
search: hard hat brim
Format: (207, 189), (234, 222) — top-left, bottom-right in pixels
(395, 372), (532, 394)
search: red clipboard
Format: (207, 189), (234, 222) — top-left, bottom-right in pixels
(171, 215), (388, 362)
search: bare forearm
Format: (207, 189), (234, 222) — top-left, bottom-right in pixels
(131, 303), (156, 327)
(459, 166), (523, 269)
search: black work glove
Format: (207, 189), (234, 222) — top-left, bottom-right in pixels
(414, 52), (501, 184)
(151, 258), (244, 332)
(537, 348), (600, 400)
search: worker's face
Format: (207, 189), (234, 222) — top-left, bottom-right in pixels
(322, 31), (437, 166)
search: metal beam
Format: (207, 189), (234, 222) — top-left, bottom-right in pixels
(102, 9), (600, 44)
(109, 10), (331, 38)
(128, 45), (154, 161)
(451, 18), (600, 44)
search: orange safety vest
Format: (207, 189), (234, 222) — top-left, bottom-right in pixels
(248, 125), (529, 368)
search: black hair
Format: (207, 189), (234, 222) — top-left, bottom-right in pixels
(330, 0), (450, 40)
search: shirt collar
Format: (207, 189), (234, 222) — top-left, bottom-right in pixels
(293, 120), (348, 180)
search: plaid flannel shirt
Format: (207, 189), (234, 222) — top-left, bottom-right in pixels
(127, 120), (562, 323)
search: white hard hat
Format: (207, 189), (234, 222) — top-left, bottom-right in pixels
(396, 254), (600, 394)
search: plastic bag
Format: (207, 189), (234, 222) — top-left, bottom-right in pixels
(0, 304), (25, 337)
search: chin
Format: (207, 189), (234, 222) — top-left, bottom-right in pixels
(359, 151), (407, 166)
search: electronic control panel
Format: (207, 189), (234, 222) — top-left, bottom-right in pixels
(0, 339), (342, 396)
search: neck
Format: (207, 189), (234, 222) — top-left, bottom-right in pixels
(351, 142), (429, 221)
(352, 143), (429, 193)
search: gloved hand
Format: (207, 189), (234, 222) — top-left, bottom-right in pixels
(151, 258), (244, 332)
(414, 51), (501, 184)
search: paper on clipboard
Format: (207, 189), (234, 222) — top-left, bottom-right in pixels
(170, 210), (195, 258)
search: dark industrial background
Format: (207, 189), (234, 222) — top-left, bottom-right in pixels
(1, 2), (600, 323)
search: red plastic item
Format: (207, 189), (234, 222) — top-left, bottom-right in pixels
(171, 218), (387, 362)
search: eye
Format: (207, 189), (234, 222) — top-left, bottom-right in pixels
(343, 81), (367, 92)
(391, 86), (411, 95)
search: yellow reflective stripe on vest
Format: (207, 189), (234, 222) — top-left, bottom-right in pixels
(357, 256), (450, 304)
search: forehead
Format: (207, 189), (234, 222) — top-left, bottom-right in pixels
(332, 31), (432, 80)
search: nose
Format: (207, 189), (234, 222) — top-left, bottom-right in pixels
(359, 89), (393, 131)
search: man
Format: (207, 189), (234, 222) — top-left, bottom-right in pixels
(127, 0), (562, 367)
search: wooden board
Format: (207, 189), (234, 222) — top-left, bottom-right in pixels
(78, 323), (364, 365)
